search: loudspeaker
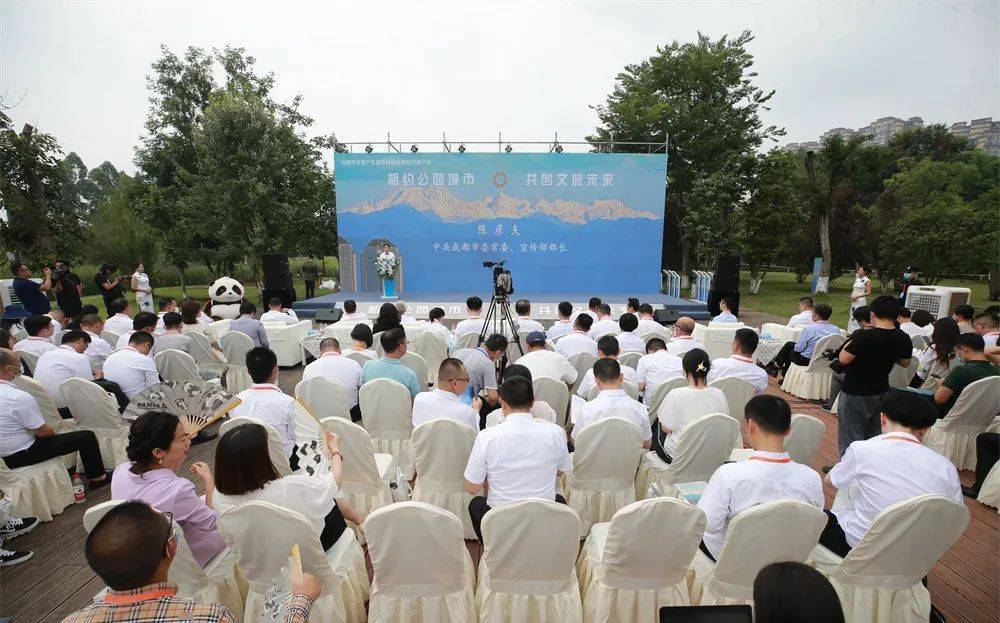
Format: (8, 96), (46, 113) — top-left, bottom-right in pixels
(712, 256), (741, 293)
(262, 288), (296, 309)
(653, 308), (681, 324)
(707, 290), (740, 317)
(262, 253), (294, 292)
(314, 308), (342, 324)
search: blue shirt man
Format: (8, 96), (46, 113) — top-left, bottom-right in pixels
(795, 320), (841, 357)
(11, 263), (51, 315)
(359, 327), (422, 398)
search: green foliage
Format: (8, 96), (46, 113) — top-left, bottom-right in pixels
(85, 175), (159, 275)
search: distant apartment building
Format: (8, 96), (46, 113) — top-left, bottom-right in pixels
(337, 237), (358, 292)
(785, 114), (1000, 154)
(821, 127), (856, 142)
(855, 117), (924, 145)
(781, 141), (822, 153)
(949, 117), (1000, 156)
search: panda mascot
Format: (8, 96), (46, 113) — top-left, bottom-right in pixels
(208, 277), (244, 320)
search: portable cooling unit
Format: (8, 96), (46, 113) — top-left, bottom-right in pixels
(904, 285), (972, 319)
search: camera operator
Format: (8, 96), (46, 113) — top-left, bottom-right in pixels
(94, 264), (126, 316)
(10, 262), (52, 315)
(835, 295), (912, 457)
(51, 259), (84, 318)
(822, 306), (872, 411)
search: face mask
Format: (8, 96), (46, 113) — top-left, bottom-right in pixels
(903, 273), (912, 280)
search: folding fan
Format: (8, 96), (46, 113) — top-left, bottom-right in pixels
(123, 380), (241, 433)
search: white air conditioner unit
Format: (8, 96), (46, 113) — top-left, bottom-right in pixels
(904, 285), (972, 319)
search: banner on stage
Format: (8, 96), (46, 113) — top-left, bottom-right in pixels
(335, 153), (667, 293)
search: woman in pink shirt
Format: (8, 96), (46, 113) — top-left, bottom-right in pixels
(111, 411), (227, 567)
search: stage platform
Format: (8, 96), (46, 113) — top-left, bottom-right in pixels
(292, 291), (710, 321)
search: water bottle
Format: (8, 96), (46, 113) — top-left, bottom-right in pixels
(72, 472), (86, 504)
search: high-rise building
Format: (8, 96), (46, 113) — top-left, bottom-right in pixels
(950, 117), (1000, 156)
(362, 239), (403, 293)
(821, 127), (856, 142)
(781, 141), (821, 153)
(337, 237), (357, 293)
(855, 116), (924, 146)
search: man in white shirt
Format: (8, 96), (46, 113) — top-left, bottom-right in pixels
(787, 296), (815, 328)
(821, 390), (962, 557)
(34, 331), (101, 415)
(636, 303), (665, 337)
(80, 313), (111, 367)
(154, 297), (177, 334)
(588, 304), (620, 339)
(337, 300), (369, 325)
(666, 317), (705, 357)
(412, 358), (480, 430)
(573, 358), (650, 448)
(301, 337), (363, 420)
(576, 335), (637, 398)
(395, 301), (417, 324)
(12, 315), (57, 357)
(556, 315), (599, 357)
(102, 332), (160, 400)
(697, 394), (823, 560)
(115, 312), (158, 350)
(712, 297), (739, 324)
(102, 298), (133, 336)
(47, 308), (65, 334)
(897, 307), (930, 338)
(517, 332), (578, 386)
(615, 313), (646, 353)
(707, 328), (768, 394)
(464, 375), (572, 542)
(231, 346), (300, 468)
(571, 297), (601, 324)
(513, 299), (545, 334)
(454, 296), (485, 337)
(973, 310), (1000, 349)
(545, 301), (575, 340)
(260, 297), (299, 325)
(635, 338), (684, 405)
(0, 348), (109, 486)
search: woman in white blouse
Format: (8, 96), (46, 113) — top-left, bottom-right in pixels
(212, 422), (365, 549)
(346, 323), (378, 360)
(653, 348), (729, 461)
(131, 262), (154, 313)
(847, 265), (872, 332)
(914, 318), (961, 391)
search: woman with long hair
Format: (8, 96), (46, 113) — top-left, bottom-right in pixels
(371, 302), (401, 334)
(653, 348), (729, 462)
(914, 317), (961, 390)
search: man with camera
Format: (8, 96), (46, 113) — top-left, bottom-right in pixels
(10, 262), (52, 315)
(94, 264), (126, 316)
(51, 259), (83, 318)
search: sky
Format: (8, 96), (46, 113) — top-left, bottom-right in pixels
(2, 1), (998, 173)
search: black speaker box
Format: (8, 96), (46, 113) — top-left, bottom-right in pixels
(262, 288), (296, 309)
(314, 308), (342, 323)
(707, 290), (740, 317)
(653, 308), (681, 324)
(262, 253), (294, 291)
(712, 256), (741, 293)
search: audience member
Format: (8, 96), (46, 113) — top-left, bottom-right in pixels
(0, 496), (38, 567)
(909, 309), (935, 336)
(371, 302), (402, 334)
(64, 303), (99, 332)
(155, 297), (178, 333)
(713, 297), (739, 323)
(360, 328), (422, 399)
(652, 349), (729, 462)
(213, 423), (363, 549)
(707, 327), (768, 394)
(626, 297), (640, 315)
(821, 390), (961, 557)
(411, 358), (480, 430)
(151, 312), (193, 356)
(229, 300), (270, 348)
(453, 296), (484, 337)
(787, 296), (815, 328)
(666, 317), (705, 357)
(753, 561), (845, 623)
(517, 332), (578, 386)
(546, 301), (575, 340)
(11, 262), (52, 315)
(34, 331), (105, 416)
(555, 314), (599, 357)
(697, 395), (823, 561)
(347, 323), (377, 360)
(51, 259), (83, 318)
(0, 329), (30, 376)
(464, 375), (571, 542)
(513, 299), (545, 333)
(230, 347), (298, 467)
(1, 305), (29, 340)
(898, 307), (926, 338)
(180, 299), (210, 334)
(635, 338), (684, 404)
(103, 332), (160, 400)
(835, 296), (912, 456)
(94, 264), (126, 316)
(933, 333), (999, 417)
(260, 297), (299, 325)
(771, 303), (840, 378)
(338, 299), (368, 324)
(395, 301), (417, 324)
(115, 311), (159, 349)
(912, 317), (960, 391)
(636, 303), (663, 336)
(63, 500), (320, 623)
(963, 431), (999, 498)
(953, 304), (976, 333)
(0, 348), (109, 487)
(572, 358), (650, 448)
(615, 313), (645, 352)
(973, 310), (1000, 348)
(302, 337), (362, 420)
(577, 297), (602, 322)
(455, 333), (507, 424)
(102, 298), (134, 336)
(575, 335), (636, 398)
(13, 315), (57, 357)
(78, 314), (109, 369)
(484, 364), (559, 426)
(424, 307), (454, 345)
(588, 303), (620, 338)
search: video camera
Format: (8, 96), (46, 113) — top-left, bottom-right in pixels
(483, 260), (514, 296)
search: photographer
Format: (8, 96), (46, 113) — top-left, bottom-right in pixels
(10, 262), (52, 315)
(51, 259), (83, 318)
(822, 306), (871, 411)
(94, 264), (126, 316)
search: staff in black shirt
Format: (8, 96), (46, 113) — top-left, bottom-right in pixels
(51, 259), (83, 318)
(93, 264), (125, 316)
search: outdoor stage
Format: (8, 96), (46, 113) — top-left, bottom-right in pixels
(292, 291), (710, 321)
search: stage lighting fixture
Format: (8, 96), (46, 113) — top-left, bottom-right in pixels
(410, 145), (419, 153)
(458, 144), (466, 153)
(505, 144), (513, 153)
(364, 144), (373, 153)
(554, 143), (564, 153)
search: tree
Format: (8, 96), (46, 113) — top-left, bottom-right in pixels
(588, 31), (784, 275)
(86, 175), (159, 275)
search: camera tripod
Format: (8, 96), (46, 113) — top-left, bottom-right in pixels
(476, 293), (524, 368)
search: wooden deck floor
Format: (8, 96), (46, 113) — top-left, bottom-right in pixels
(2, 364), (998, 622)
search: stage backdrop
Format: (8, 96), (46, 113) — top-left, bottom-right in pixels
(335, 153), (667, 294)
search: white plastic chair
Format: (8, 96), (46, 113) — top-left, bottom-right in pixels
(219, 417), (292, 476)
(411, 419), (478, 540)
(567, 417), (645, 537)
(154, 349), (202, 382)
(83, 500), (244, 618)
(321, 417), (396, 532)
(455, 331), (479, 351)
(645, 377), (688, 423)
(61, 378), (128, 470)
(295, 376), (352, 422)
(635, 413), (740, 500)
(477, 499), (583, 622)
(99, 330), (121, 349)
(0, 456), (74, 521)
(533, 376), (570, 429)
(578, 498), (706, 621)
(359, 378), (415, 480)
(17, 350), (39, 375)
(888, 362), (917, 389)
(568, 352), (597, 395)
(220, 331), (254, 394)
(187, 331), (228, 377)
(923, 376), (1000, 469)
(809, 494), (970, 623)
(708, 376), (756, 422)
(217, 500), (369, 623)
(781, 333), (846, 400)
(13, 374), (78, 469)
(365, 502), (477, 622)
(399, 351), (428, 391)
(786, 414), (827, 466)
(692, 500), (827, 605)
(412, 330), (448, 386)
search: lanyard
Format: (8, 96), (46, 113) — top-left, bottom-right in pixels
(883, 434), (920, 444)
(104, 587), (177, 605)
(748, 455), (791, 463)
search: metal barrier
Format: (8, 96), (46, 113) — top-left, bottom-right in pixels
(690, 270), (713, 303)
(661, 270), (681, 298)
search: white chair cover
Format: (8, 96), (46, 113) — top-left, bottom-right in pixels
(692, 500), (826, 604)
(923, 376), (1000, 470)
(641, 328), (671, 345)
(62, 378), (128, 469)
(217, 500), (369, 623)
(809, 494), (969, 623)
(51, 329), (69, 345)
(366, 502), (477, 622)
(412, 331), (448, 386)
(567, 417), (644, 536)
(154, 349), (202, 382)
(400, 351), (429, 391)
(888, 362), (917, 389)
(533, 376), (570, 429)
(13, 374), (78, 469)
(455, 332), (479, 351)
(411, 419), (478, 540)
(344, 350), (374, 367)
(786, 413), (826, 466)
(477, 499), (583, 623)
(205, 319), (232, 341)
(321, 418), (395, 530)
(264, 320), (312, 367)
(506, 331), (534, 364)
(781, 333), (846, 400)
(619, 352), (641, 369)
(635, 413), (739, 499)
(692, 324), (746, 362)
(567, 352), (597, 395)
(188, 330), (228, 376)
(17, 350), (39, 375)
(219, 417), (292, 476)
(221, 331), (255, 394)
(295, 376), (352, 421)
(910, 334), (930, 350)
(83, 500), (244, 618)
(646, 377), (687, 420)
(0, 456), (74, 521)
(585, 382), (640, 402)
(708, 377), (756, 422)
(99, 330), (120, 349)
(360, 378), (415, 479)
(578, 499), (706, 622)
(978, 460), (1000, 510)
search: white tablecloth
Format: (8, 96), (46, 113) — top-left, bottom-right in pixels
(753, 338), (786, 366)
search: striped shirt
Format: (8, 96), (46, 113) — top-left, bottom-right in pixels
(455, 347), (498, 397)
